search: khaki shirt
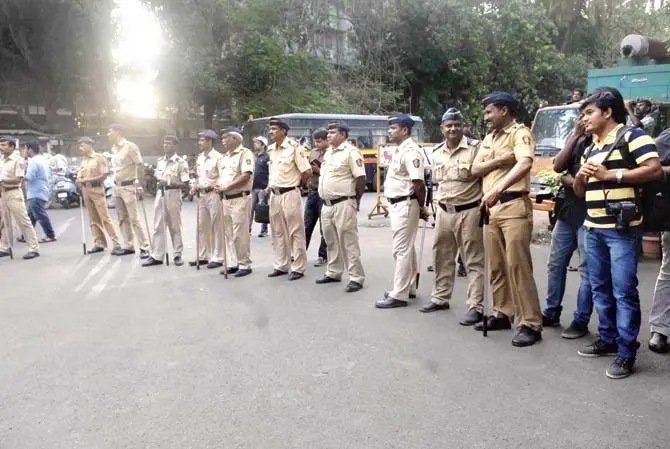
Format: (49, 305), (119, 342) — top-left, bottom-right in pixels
(383, 138), (424, 198)
(156, 153), (189, 187)
(0, 152), (26, 187)
(432, 137), (482, 205)
(111, 138), (143, 181)
(267, 138), (311, 188)
(308, 148), (326, 190)
(473, 122), (534, 194)
(77, 152), (109, 186)
(218, 145), (255, 194)
(196, 149), (223, 189)
(318, 142), (366, 199)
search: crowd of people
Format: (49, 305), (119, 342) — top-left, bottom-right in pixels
(1, 87), (669, 380)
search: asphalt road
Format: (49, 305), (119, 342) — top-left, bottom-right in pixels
(1, 193), (669, 449)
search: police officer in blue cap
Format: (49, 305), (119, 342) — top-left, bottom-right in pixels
(471, 92), (543, 347)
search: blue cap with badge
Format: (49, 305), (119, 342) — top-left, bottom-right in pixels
(481, 91), (519, 109)
(199, 129), (218, 140)
(441, 107), (464, 122)
(220, 126), (243, 141)
(388, 114), (415, 127)
(0, 135), (16, 145)
(268, 117), (290, 131)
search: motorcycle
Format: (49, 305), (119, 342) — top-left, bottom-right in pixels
(53, 168), (80, 209)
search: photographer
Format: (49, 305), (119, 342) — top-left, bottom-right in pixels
(573, 87), (661, 379)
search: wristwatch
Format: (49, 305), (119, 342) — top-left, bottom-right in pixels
(615, 170), (623, 184)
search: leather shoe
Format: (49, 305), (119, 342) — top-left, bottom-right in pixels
(173, 255), (184, 266)
(384, 291), (416, 299)
(0, 251), (10, 257)
(649, 332), (669, 353)
(189, 259), (208, 267)
(219, 266), (239, 275)
(316, 275), (341, 284)
(376, 297), (408, 309)
(459, 308), (483, 326)
(142, 257), (163, 267)
(268, 269), (288, 278)
(139, 249), (150, 259)
(345, 281), (363, 293)
(474, 315), (512, 331)
(113, 248), (135, 256)
(512, 325), (542, 347)
(22, 251), (40, 260)
(207, 261), (223, 269)
(87, 246), (105, 254)
(234, 268), (252, 277)
(288, 271), (304, 281)
(419, 302), (450, 313)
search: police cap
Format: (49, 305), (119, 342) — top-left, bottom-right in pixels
(163, 135), (179, 145)
(268, 117), (290, 131)
(313, 128), (328, 140)
(481, 91), (519, 110)
(108, 123), (123, 131)
(441, 107), (464, 122)
(327, 120), (350, 133)
(199, 129), (218, 141)
(0, 135), (16, 146)
(78, 137), (95, 145)
(220, 126), (243, 141)
(388, 114), (415, 128)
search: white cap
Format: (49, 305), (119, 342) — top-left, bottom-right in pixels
(252, 136), (268, 147)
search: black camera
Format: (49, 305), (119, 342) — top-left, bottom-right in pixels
(605, 200), (638, 231)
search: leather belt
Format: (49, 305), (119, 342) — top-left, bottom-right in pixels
(322, 196), (355, 207)
(499, 192), (526, 204)
(199, 187), (215, 193)
(387, 193), (418, 205)
(438, 200), (479, 213)
(114, 179), (135, 186)
(220, 191), (250, 200)
(85, 181), (102, 188)
(271, 186), (297, 195)
(163, 185), (182, 190)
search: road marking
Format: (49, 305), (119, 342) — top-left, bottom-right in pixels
(74, 254), (112, 292)
(120, 256), (141, 288)
(55, 217), (75, 239)
(85, 258), (122, 300)
(72, 255), (89, 274)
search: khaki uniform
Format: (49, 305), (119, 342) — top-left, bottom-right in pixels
(196, 149), (225, 262)
(383, 138), (424, 300)
(77, 152), (120, 249)
(0, 152), (39, 253)
(218, 145), (255, 270)
(318, 142), (366, 284)
(150, 153), (189, 261)
(430, 137), (484, 309)
(111, 138), (149, 251)
(268, 138), (312, 273)
(473, 122), (542, 330)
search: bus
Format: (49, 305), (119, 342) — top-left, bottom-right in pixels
(242, 113), (425, 191)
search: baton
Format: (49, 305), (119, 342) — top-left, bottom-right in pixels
(196, 189), (201, 270)
(479, 205), (490, 337)
(136, 166), (152, 249)
(162, 185), (169, 266)
(219, 192), (229, 279)
(416, 217), (428, 289)
(79, 190), (87, 255)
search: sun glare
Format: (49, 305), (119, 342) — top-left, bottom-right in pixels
(112, 0), (163, 118)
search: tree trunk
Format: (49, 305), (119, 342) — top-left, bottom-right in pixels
(203, 101), (215, 130)
(407, 82), (422, 115)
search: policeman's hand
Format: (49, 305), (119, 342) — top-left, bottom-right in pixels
(482, 187), (502, 208)
(499, 152), (517, 168)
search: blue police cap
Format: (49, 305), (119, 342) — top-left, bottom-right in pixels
(327, 120), (349, 133)
(481, 92), (519, 109)
(78, 137), (95, 144)
(388, 114), (415, 127)
(0, 135), (16, 146)
(441, 107), (464, 122)
(109, 123), (123, 131)
(199, 129), (218, 140)
(268, 117), (290, 131)
(220, 126), (243, 141)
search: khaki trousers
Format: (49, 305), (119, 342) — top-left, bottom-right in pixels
(83, 187), (120, 248)
(197, 191), (224, 263)
(488, 197), (542, 330)
(150, 189), (184, 260)
(269, 188), (307, 273)
(321, 199), (365, 285)
(112, 185), (149, 251)
(0, 189), (38, 253)
(222, 195), (252, 269)
(431, 206), (484, 309)
(388, 199), (420, 300)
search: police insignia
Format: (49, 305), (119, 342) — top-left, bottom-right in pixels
(522, 135), (531, 145)
(246, 159), (251, 165)
(413, 159), (420, 168)
(356, 159), (362, 167)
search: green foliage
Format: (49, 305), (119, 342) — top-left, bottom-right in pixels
(537, 169), (565, 194)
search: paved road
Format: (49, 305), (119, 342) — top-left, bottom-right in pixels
(1, 193), (669, 449)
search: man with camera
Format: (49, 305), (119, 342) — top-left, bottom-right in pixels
(573, 87), (661, 379)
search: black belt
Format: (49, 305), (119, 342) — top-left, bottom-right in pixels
(220, 191), (250, 200)
(387, 193), (418, 205)
(114, 179), (135, 186)
(85, 181), (102, 188)
(322, 196), (355, 207)
(199, 187), (215, 193)
(438, 200), (479, 213)
(499, 192), (526, 204)
(271, 186), (297, 195)
(163, 185), (182, 191)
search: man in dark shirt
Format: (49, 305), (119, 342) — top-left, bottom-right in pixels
(250, 136), (270, 237)
(304, 129), (328, 266)
(541, 118), (594, 339)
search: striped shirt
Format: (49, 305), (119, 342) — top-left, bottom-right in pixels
(582, 124), (657, 229)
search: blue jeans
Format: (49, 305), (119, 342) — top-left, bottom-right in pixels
(543, 220), (593, 325)
(304, 191), (327, 260)
(27, 198), (55, 239)
(586, 227), (643, 358)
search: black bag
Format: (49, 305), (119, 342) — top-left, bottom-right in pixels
(254, 202), (270, 224)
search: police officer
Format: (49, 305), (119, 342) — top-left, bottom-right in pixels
(315, 121), (366, 293)
(471, 92), (543, 347)
(376, 114), (428, 308)
(190, 129), (225, 269)
(0, 136), (40, 259)
(142, 135), (190, 267)
(108, 124), (150, 258)
(419, 108), (486, 325)
(265, 117), (312, 281)
(217, 126), (255, 277)
(75, 137), (122, 254)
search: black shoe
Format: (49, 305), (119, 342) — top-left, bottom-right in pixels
(316, 275), (341, 284)
(268, 269), (288, 278)
(0, 251), (10, 257)
(219, 266), (239, 275)
(114, 248), (135, 256)
(140, 249), (150, 259)
(459, 308), (483, 326)
(542, 314), (561, 327)
(606, 356), (635, 379)
(258, 232), (268, 238)
(345, 281), (363, 293)
(512, 325), (542, 347)
(189, 259), (208, 267)
(375, 297), (409, 309)
(474, 315), (512, 331)
(87, 246), (105, 254)
(234, 268), (252, 278)
(457, 265), (467, 277)
(288, 271), (304, 281)
(173, 255), (183, 266)
(207, 261), (223, 269)
(561, 320), (589, 339)
(649, 332), (669, 353)
(419, 302), (450, 313)
(23, 251), (40, 260)
(384, 291), (416, 299)
(142, 257), (163, 267)
(578, 338), (618, 358)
